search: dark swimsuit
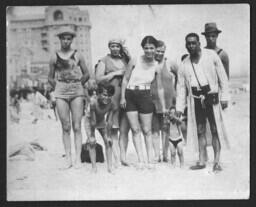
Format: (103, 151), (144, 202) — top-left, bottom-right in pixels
(169, 138), (183, 148)
(168, 121), (183, 148)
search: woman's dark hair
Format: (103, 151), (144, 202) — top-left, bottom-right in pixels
(141, 35), (158, 48)
(120, 47), (130, 64)
(97, 81), (115, 96)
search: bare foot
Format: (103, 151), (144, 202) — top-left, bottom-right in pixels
(59, 162), (72, 170)
(170, 163), (176, 169)
(59, 156), (72, 170)
(114, 161), (121, 169)
(91, 167), (97, 174)
(107, 168), (115, 174)
(146, 163), (156, 170)
(73, 161), (83, 169)
(135, 162), (144, 170)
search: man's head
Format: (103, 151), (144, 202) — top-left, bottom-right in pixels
(97, 81), (115, 105)
(155, 40), (166, 62)
(201, 22), (222, 48)
(185, 33), (201, 56)
(59, 34), (74, 50)
(204, 32), (218, 48)
(57, 27), (76, 50)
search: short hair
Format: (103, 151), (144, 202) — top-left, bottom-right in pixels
(156, 40), (166, 48)
(97, 81), (115, 96)
(141, 35), (158, 48)
(185, 33), (200, 42)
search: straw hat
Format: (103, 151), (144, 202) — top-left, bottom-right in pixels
(201, 22), (222, 35)
(56, 26), (76, 38)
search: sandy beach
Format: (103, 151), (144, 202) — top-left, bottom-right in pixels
(7, 90), (249, 200)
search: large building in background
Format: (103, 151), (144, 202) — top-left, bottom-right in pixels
(7, 6), (93, 87)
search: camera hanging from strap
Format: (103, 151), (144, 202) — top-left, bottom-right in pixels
(190, 58), (203, 90)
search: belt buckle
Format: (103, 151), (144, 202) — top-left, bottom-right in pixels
(135, 86), (139, 90)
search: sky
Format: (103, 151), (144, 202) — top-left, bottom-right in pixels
(10, 4), (250, 77)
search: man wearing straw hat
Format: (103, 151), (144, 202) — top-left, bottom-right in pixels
(202, 22), (230, 79)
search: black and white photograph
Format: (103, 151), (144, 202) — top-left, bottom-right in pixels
(6, 4), (250, 200)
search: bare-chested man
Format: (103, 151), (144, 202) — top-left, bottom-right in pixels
(202, 22), (230, 79)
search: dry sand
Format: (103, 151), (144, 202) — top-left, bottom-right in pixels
(7, 92), (249, 200)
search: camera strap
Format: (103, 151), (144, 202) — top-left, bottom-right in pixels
(190, 58), (206, 108)
(190, 58), (203, 90)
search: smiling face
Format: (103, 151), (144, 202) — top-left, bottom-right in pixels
(155, 46), (166, 62)
(98, 88), (112, 105)
(186, 36), (200, 56)
(205, 32), (218, 48)
(109, 43), (121, 57)
(143, 43), (156, 59)
(59, 34), (73, 50)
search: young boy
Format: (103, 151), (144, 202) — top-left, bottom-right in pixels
(84, 81), (116, 173)
(165, 107), (185, 168)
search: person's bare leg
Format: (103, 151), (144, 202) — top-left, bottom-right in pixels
(198, 133), (207, 166)
(88, 143), (97, 173)
(177, 142), (184, 168)
(162, 129), (169, 162)
(139, 113), (154, 165)
(70, 96), (84, 169)
(169, 142), (176, 167)
(152, 113), (161, 162)
(84, 115), (97, 172)
(152, 131), (161, 162)
(53, 106), (58, 121)
(126, 111), (144, 168)
(212, 135), (221, 164)
(119, 114), (130, 166)
(111, 128), (120, 168)
(99, 128), (113, 173)
(56, 98), (72, 169)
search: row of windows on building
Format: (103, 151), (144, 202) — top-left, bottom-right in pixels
(53, 10), (87, 22)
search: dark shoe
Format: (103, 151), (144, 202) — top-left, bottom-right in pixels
(213, 163), (222, 172)
(190, 163), (206, 170)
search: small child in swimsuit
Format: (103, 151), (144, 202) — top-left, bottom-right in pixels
(166, 107), (184, 168)
(84, 81), (116, 173)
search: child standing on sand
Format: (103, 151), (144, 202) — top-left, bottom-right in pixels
(165, 107), (185, 168)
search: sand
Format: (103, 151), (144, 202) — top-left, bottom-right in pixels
(7, 91), (249, 200)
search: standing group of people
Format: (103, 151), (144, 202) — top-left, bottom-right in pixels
(48, 22), (230, 173)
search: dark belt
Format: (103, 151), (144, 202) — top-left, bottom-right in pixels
(58, 79), (80, 83)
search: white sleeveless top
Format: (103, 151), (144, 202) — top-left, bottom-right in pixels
(127, 56), (158, 87)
